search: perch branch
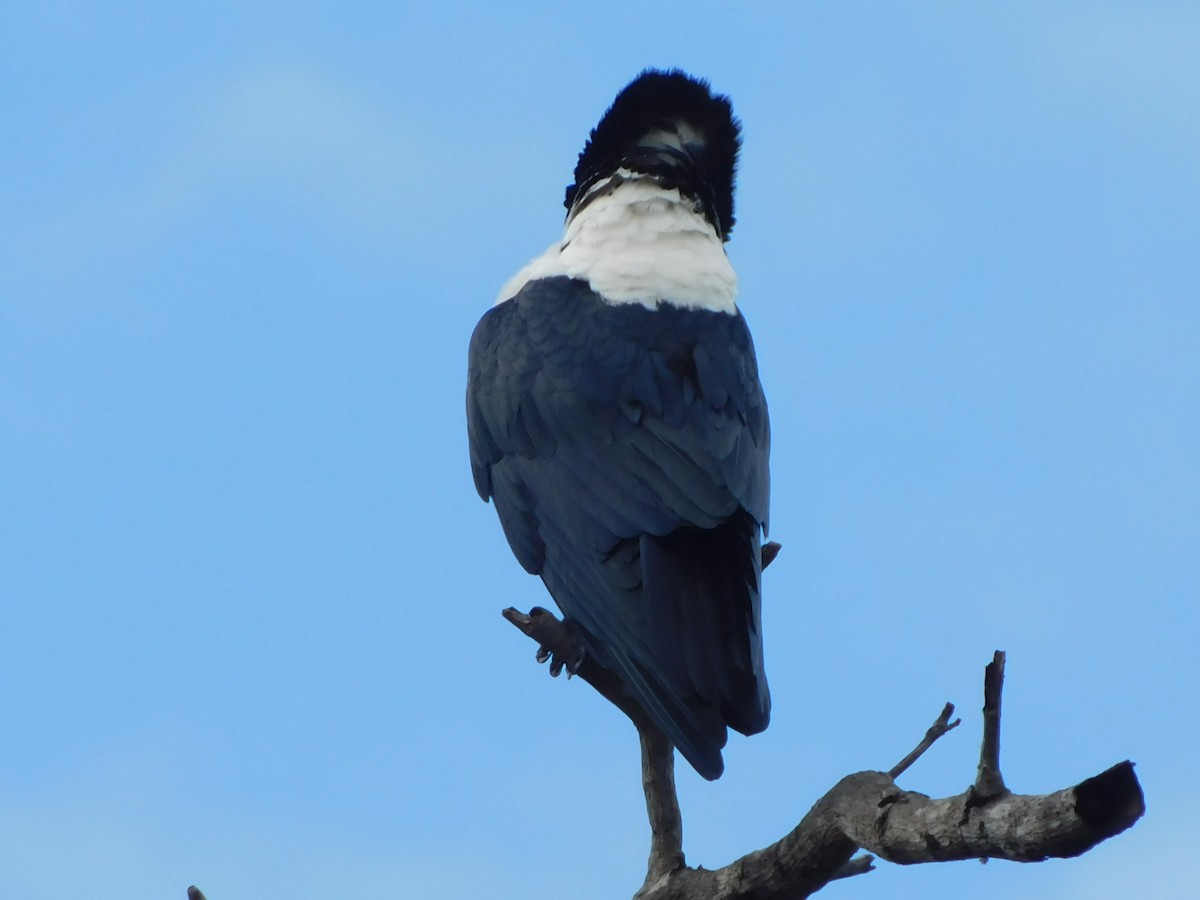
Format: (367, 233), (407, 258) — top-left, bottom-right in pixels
(503, 612), (1145, 899)
(641, 724), (686, 884)
(646, 759), (1144, 900)
(503, 545), (1142, 899)
(632, 669), (1143, 900)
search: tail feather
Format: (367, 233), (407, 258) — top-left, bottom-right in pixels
(641, 512), (770, 739)
(540, 509), (770, 780)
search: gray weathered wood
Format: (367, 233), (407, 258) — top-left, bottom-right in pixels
(503, 555), (1145, 899)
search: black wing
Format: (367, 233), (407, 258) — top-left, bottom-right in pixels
(466, 276), (770, 779)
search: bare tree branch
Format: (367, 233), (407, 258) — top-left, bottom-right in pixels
(503, 603), (1145, 899)
(641, 725), (686, 884)
(974, 650), (1008, 799)
(631, 713), (1143, 899)
(639, 759), (1143, 900)
(889, 702), (960, 779)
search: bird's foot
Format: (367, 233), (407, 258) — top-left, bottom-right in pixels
(502, 606), (586, 677)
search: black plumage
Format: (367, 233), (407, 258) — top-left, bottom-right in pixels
(566, 69), (741, 240)
(468, 278), (770, 779)
(466, 70), (771, 780)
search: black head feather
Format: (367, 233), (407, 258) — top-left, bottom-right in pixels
(565, 69), (741, 240)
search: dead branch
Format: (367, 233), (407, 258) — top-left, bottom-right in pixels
(888, 701), (960, 779)
(504, 570), (1144, 899)
(641, 725), (686, 882)
(630, 757), (1143, 900)
(973, 649), (1009, 799)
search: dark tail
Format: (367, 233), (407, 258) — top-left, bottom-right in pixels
(635, 511), (771, 778)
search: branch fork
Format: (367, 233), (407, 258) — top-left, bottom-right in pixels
(502, 546), (1144, 899)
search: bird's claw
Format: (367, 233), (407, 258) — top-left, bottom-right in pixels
(537, 642), (586, 678)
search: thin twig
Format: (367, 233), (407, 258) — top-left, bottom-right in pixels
(975, 650), (1008, 799)
(889, 702), (961, 779)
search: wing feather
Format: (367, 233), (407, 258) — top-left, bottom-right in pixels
(466, 275), (770, 778)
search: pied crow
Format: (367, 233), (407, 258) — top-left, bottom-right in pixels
(466, 69), (770, 780)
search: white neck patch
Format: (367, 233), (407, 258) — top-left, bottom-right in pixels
(496, 178), (738, 313)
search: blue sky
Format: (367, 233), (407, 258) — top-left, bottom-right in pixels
(2, 3), (1196, 898)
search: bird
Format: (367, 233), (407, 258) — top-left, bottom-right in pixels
(466, 69), (770, 780)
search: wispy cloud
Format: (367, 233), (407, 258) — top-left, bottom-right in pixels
(1048, 6), (1200, 149)
(0, 66), (428, 309)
